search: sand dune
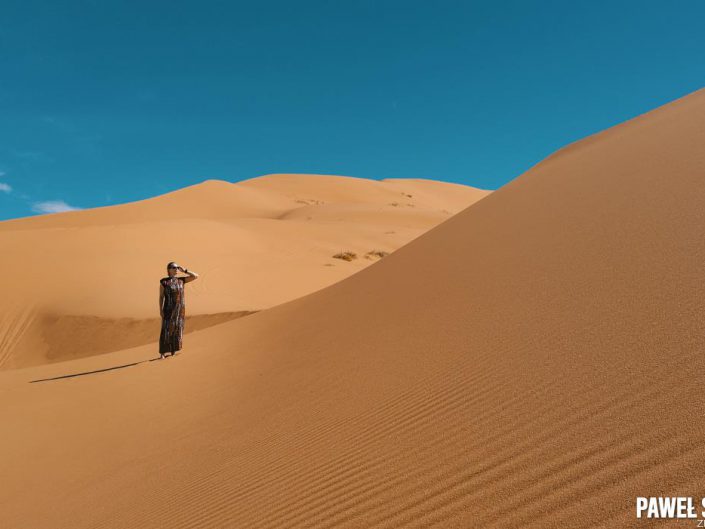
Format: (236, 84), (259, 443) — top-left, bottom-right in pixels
(0, 174), (488, 369)
(3, 87), (705, 528)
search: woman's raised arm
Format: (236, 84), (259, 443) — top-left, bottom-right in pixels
(180, 267), (199, 283)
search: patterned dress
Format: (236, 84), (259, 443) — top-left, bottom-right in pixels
(160, 276), (186, 354)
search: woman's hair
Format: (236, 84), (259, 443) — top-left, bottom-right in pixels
(167, 261), (178, 270)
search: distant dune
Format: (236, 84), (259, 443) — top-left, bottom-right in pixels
(0, 174), (489, 368)
(3, 87), (705, 528)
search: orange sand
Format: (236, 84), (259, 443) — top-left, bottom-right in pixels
(0, 174), (488, 369)
(2, 88), (705, 527)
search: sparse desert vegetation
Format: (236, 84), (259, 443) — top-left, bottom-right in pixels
(332, 251), (357, 261)
(332, 250), (389, 262)
(364, 250), (389, 259)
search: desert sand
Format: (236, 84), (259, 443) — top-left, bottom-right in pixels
(0, 174), (489, 369)
(2, 87), (705, 528)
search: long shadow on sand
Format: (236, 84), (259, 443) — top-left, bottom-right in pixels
(29, 357), (164, 383)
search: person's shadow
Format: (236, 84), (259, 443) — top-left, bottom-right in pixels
(29, 356), (170, 383)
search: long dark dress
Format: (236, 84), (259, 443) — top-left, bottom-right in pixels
(160, 276), (186, 354)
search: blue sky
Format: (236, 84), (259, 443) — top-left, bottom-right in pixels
(1, 0), (704, 221)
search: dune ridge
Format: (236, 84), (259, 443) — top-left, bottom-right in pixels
(2, 88), (705, 527)
(0, 307), (255, 370)
(0, 174), (488, 368)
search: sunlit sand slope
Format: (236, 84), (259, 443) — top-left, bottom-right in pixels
(0, 174), (488, 368)
(3, 88), (705, 527)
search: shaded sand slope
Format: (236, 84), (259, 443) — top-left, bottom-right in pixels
(0, 174), (488, 369)
(3, 87), (705, 528)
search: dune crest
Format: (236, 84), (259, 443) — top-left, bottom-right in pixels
(0, 174), (488, 368)
(3, 88), (705, 527)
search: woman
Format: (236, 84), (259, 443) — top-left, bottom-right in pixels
(159, 262), (199, 359)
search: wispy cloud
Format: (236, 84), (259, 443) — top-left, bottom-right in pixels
(31, 200), (82, 214)
(0, 177), (10, 193)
